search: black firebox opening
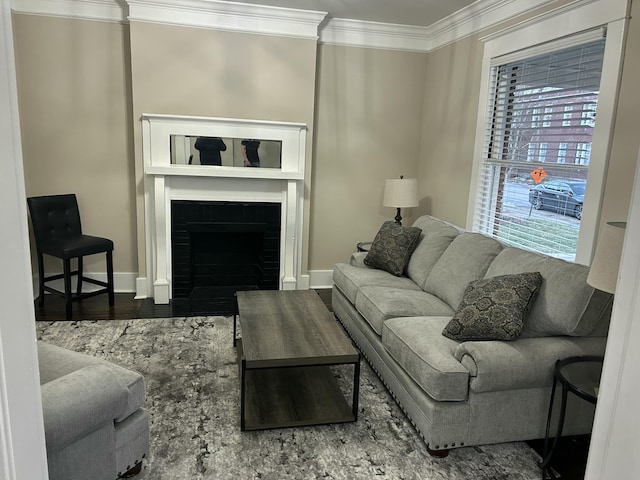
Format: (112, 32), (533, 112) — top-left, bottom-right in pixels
(171, 201), (281, 315)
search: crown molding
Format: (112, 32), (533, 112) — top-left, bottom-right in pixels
(319, 18), (430, 53)
(11, 0), (126, 23)
(480, 0), (625, 44)
(10, 0), (327, 38)
(10, 0), (596, 51)
(425, 0), (559, 50)
(318, 0), (563, 52)
(126, 0), (326, 39)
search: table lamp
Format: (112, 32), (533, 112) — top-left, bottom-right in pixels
(586, 221), (626, 294)
(383, 175), (418, 225)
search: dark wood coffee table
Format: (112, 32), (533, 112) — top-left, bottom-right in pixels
(235, 290), (360, 431)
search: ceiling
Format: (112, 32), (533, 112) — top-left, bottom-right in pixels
(226, 0), (479, 28)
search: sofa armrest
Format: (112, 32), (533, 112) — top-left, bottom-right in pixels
(350, 251), (369, 267)
(454, 336), (607, 393)
(41, 364), (129, 451)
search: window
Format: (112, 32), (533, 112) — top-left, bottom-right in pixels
(527, 144), (535, 162)
(558, 143), (568, 163)
(562, 106), (573, 126)
(581, 103), (597, 126)
(472, 38), (605, 261)
(531, 108), (543, 128)
(539, 143), (548, 162)
(576, 143), (591, 165)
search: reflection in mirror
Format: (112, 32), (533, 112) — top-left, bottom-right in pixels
(170, 135), (282, 168)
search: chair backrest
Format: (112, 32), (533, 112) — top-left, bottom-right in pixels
(27, 194), (83, 247)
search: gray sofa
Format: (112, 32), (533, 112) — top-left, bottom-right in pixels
(332, 215), (611, 455)
(38, 342), (150, 479)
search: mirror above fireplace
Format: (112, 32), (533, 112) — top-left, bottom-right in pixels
(170, 135), (282, 168)
(142, 113), (306, 179)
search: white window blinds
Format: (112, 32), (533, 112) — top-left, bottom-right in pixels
(473, 37), (606, 261)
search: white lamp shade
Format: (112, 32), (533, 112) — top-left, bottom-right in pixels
(383, 178), (418, 208)
(587, 221), (626, 294)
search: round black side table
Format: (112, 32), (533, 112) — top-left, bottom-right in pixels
(541, 355), (603, 480)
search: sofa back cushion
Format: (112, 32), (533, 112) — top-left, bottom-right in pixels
(485, 247), (596, 336)
(405, 216), (460, 288)
(424, 233), (504, 309)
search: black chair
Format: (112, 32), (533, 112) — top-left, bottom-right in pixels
(27, 194), (114, 320)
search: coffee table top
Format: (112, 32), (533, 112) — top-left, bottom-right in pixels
(236, 290), (359, 368)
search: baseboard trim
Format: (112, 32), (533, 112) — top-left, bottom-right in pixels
(308, 270), (333, 289)
(34, 271), (335, 294)
(134, 272), (327, 300)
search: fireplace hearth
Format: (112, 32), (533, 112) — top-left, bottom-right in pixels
(171, 201), (281, 314)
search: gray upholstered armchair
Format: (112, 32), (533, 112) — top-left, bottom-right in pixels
(37, 342), (149, 480)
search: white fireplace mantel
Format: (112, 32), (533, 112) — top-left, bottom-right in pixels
(138, 113), (307, 303)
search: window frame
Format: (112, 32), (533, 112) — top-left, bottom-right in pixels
(467, 0), (628, 265)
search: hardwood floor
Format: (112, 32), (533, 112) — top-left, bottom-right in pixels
(34, 292), (143, 322)
(33, 287), (587, 480)
(34, 289), (334, 322)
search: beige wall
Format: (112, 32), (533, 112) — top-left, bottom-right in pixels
(12, 0), (640, 280)
(600, 0), (640, 225)
(310, 45), (428, 267)
(127, 22), (319, 276)
(418, 34), (484, 227)
(13, 15), (136, 274)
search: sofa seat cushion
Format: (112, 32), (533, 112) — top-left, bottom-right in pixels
(356, 286), (455, 335)
(382, 316), (470, 401)
(424, 233), (504, 309)
(485, 247), (595, 336)
(333, 262), (422, 304)
(38, 342), (146, 423)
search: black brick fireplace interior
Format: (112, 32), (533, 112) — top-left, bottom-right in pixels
(170, 200), (281, 315)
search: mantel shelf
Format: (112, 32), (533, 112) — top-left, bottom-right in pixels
(144, 165), (304, 181)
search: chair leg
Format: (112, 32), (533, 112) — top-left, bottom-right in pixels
(120, 462), (142, 478)
(106, 250), (115, 306)
(37, 253), (45, 306)
(63, 258), (73, 320)
(76, 256), (83, 296)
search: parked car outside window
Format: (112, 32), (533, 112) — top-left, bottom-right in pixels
(528, 179), (586, 220)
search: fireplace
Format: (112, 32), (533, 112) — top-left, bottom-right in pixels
(139, 114), (308, 305)
(171, 201), (281, 314)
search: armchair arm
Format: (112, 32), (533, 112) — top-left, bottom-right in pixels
(41, 364), (128, 451)
(454, 336), (607, 393)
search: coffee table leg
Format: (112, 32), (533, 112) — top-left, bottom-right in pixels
(240, 357), (246, 431)
(233, 312), (237, 347)
(352, 355), (361, 421)
(233, 292), (239, 347)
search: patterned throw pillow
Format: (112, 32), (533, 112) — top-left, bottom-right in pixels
(442, 272), (543, 341)
(364, 221), (422, 276)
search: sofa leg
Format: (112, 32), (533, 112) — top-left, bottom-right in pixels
(426, 446), (450, 458)
(119, 462), (143, 478)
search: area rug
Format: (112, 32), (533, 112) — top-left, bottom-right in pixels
(36, 317), (544, 480)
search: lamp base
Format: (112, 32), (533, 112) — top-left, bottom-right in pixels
(394, 208), (403, 226)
